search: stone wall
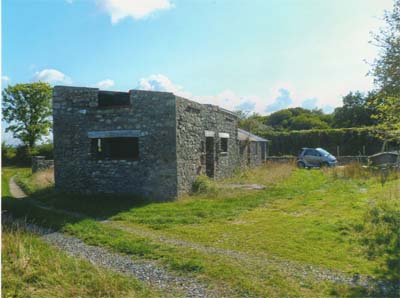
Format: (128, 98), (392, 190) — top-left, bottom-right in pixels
(175, 97), (240, 195)
(32, 156), (54, 173)
(53, 86), (177, 201)
(239, 141), (264, 167)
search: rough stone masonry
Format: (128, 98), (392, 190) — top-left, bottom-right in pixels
(53, 86), (267, 201)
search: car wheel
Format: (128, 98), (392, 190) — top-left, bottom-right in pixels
(297, 161), (305, 169)
(321, 162), (329, 168)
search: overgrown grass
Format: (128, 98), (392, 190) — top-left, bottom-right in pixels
(2, 221), (158, 298)
(15, 167), (54, 194)
(3, 164), (400, 297)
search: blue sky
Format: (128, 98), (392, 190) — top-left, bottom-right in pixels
(1, 0), (394, 143)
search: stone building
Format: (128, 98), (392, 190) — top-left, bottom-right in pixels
(53, 86), (268, 200)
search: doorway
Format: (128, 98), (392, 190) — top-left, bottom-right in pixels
(205, 137), (215, 178)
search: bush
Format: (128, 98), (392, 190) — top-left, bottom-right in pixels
(1, 142), (16, 166)
(2, 142), (54, 166)
(192, 175), (218, 194)
(33, 143), (54, 159)
(362, 194), (400, 281)
(14, 146), (32, 166)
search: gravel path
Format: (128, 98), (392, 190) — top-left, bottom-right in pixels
(9, 176), (28, 199)
(7, 178), (217, 298)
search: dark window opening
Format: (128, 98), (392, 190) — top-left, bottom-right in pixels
(98, 91), (130, 108)
(91, 137), (139, 160)
(250, 142), (258, 154)
(220, 138), (228, 153)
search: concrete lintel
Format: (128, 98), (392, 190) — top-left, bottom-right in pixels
(218, 132), (230, 138)
(88, 130), (142, 138)
(205, 130), (215, 137)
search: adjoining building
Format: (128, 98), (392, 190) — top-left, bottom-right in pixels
(53, 86), (268, 200)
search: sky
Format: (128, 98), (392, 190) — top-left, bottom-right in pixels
(1, 0), (395, 144)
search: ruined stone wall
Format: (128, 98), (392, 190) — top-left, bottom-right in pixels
(32, 156), (54, 173)
(175, 97), (240, 194)
(53, 86), (177, 201)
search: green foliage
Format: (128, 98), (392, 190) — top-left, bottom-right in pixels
(33, 143), (54, 159)
(371, 96), (400, 148)
(362, 195), (400, 281)
(15, 146), (33, 166)
(260, 127), (394, 156)
(236, 112), (271, 133)
(192, 175), (218, 194)
(290, 114), (329, 130)
(2, 82), (52, 149)
(2, 142), (54, 166)
(263, 107), (332, 131)
(1, 141), (16, 166)
(332, 91), (376, 128)
(371, 0), (400, 97)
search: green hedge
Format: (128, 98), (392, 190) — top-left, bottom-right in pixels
(1, 143), (54, 166)
(258, 127), (397, 156)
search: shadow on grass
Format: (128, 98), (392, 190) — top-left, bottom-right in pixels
(330, 283), (400, 298)
(2, 184), (154, 233)
(18, 185), (152, 218)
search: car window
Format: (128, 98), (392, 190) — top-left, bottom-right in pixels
(304, 149), (313, 156)
(316, 148), (330, 156)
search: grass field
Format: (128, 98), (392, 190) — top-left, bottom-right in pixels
(2, 163), (399, 297)
(2, 167), (159, 298)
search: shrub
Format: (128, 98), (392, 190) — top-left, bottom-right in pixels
(192, 175), (218, 194)
(14, 146), (32, 166)
(33, 143), (54, 159)
(1, 141), (16, 165)
(362, 192), (400, 281)
(3, 142), (54, 166)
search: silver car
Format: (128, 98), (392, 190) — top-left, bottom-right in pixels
(297, 147), (338, 168)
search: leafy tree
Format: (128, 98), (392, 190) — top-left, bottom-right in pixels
(371, 0), (400, 97)
(290, 114), (329, 130)
(2, 82), (52, 149)
(332, 91), (376, 128)
(236, 111), (271, 133)
(371, 96), (400, 151)
(264, 107), (332, 131)
(369, 1), (400, 150)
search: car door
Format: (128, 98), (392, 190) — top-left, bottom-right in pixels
(303, 149), (316, 166)
(313, 150), (323, 166)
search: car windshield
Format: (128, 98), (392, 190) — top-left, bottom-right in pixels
(316, 148), (330, 156)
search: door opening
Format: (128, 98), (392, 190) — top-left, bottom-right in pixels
(205, 137), (215, 178)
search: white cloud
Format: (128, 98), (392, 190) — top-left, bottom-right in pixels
(1, 76), (10, 87)
(136, 74), (340, 115)
(97, 0), (173, 24)
(96, 79), (115, 89)
(137, 74), (192, 98)
(32, 69), (71, 84)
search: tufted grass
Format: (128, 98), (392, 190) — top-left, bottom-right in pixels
(2, 221), (158, 298)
